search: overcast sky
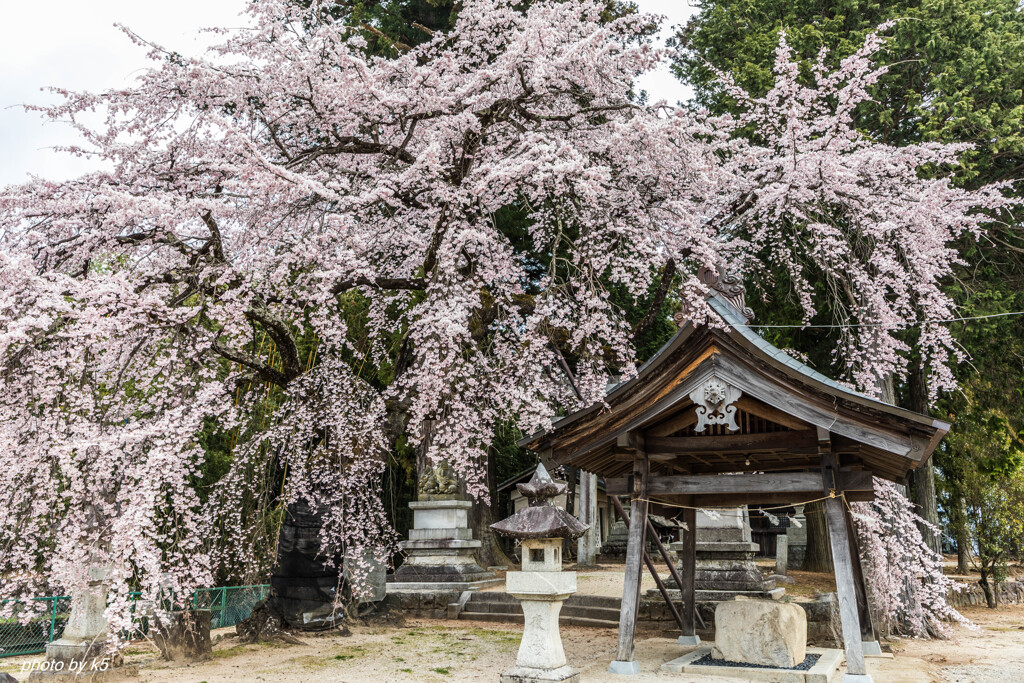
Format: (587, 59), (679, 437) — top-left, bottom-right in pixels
(0, 0), (696, 187)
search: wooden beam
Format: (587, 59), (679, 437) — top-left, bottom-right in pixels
(687, 490), (873, 506)
(646, 408), (698, 437)
(733, 396), (810, 431)
(645, 430), (818, 454)
(612, 452), (676, 462)
(612, 444), (648, 673)
(605, 471), (873, 497)
(820, 439), (868, 677)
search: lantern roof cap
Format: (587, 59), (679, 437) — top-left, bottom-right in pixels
(490, 463), (589, 540)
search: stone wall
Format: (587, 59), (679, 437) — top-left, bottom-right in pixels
(946, 580), (1024, 608)
(391, 590), (463, 619)
(395, 589), (840, 647)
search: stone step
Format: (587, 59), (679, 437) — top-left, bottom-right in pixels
(462, 600), (621, 622)
(457, 610), (618, 629)
(467, 592), (621, 610)
(566, 594), (621, 609)
(468, 591), (518, 603)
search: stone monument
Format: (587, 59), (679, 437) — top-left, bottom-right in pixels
(684, 508), (782, 601)
(389, 461), (497, 591)
(30, 564), (125, 680)
(775, 535), (789, 576)
(787, 505), (808, 570)
(596, 515), (629, 562)
(491, 463), (588, 683)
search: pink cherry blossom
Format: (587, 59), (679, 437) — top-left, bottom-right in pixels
(0, 0), (1010, 635)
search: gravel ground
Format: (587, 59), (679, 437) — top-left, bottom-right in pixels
(1, 575), (1021, 682)
(941, 663), (1024, 683)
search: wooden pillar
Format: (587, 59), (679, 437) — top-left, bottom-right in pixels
(845, 502), (880, 654)
(819, 430), (871, 681)
(678, 505), (699, 645)
(610, 443), (648, 675)
(578, 471), (599, 567)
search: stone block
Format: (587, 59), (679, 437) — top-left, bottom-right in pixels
(506, 571), (576, 599)
(409, 527), (474, 541)
(413, 507), (469, 529)
(711, 599), (807, 668)
(776, 535), (789, 575)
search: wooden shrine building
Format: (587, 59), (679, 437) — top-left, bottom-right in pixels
(519, 268), (949, 680)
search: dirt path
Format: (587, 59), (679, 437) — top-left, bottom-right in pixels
(3, 605), (1021, 682)
(3, 562), (1022, 683)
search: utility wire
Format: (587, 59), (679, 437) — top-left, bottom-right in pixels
(750, 310), (1024, 330)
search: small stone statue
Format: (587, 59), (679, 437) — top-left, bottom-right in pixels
(417, 460), (458, 495)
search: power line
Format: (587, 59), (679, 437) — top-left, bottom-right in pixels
(750, 310), (1024, 330)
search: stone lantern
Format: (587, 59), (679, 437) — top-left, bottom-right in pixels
(491, 463), (588, 683)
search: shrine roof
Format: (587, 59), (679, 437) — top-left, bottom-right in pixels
(519, 281), (949, 484)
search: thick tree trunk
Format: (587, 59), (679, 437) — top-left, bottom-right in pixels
(979, 571), (998, 609)
(909, 461), (942, 554)
(802, 501), (834, 573)
(956, 497), (971, 575)
(907, 361), (942, 554)
(469, 447), (512, 569)
(470, 498), (511, 569)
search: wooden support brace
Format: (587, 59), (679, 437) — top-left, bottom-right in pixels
(820, 430), (871, 679)
(679, 507), (699, 642)
(845, 500), (880, 653)
(609, 494), (689, 635)
(645, 514), (704, 630)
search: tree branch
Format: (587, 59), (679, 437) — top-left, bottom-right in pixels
(244, 303), (302, 383)
(210, 339), (290, 387)
(632, 258), (677, 340)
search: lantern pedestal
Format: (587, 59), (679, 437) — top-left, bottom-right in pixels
(491, 465), (589, 683)
(501, 570), (580, 683)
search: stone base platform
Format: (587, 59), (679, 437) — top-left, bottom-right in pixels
(646, 587), (786, 602)
(501, 664), (580, 682)
(386, 579), (503, 593)
(661, 646), (842, 683)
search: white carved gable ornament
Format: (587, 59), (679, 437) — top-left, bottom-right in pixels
(689, 378), (742, 432)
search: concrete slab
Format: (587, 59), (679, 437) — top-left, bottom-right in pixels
(661, 646), (842, 683)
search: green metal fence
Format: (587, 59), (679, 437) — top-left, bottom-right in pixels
(0, 597), (71, 659)
(192, 585), (270, 630)
(0, 585), (268, 659)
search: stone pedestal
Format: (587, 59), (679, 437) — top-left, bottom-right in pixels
(657, 508), (782, 616)
(501, 557), (580, 683)
(691, 508), (782, 601)
(389, 498), (497, 591)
